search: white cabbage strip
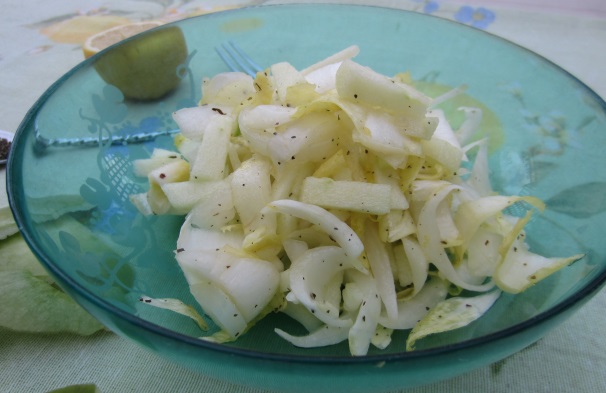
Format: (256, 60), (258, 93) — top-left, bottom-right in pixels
(132, 46), (584, 355)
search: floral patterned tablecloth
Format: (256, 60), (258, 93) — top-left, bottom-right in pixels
(1, 1), (605, 392)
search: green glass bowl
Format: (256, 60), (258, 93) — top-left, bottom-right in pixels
(7, 4), (606, 392)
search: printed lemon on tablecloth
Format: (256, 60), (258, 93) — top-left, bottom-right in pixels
(83, 21), (188, 100)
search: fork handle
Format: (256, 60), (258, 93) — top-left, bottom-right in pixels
(34, 128), (180, 151)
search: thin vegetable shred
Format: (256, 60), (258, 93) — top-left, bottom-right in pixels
(131, 46), (583, 355)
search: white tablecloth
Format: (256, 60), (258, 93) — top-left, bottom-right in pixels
(1, 1), (605, 392)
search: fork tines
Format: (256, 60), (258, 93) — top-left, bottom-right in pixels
(215, 41), (263, 77)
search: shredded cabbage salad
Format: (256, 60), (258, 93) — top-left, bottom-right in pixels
(131, 46), (583, 355)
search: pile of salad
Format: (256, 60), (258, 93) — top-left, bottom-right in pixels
(131, 46), (582, 355)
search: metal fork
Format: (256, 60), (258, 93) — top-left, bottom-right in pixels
(215, 41), (263, 77)
(33, 41), (261, 152)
